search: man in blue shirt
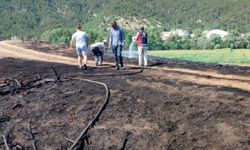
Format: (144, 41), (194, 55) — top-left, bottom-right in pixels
(109, 21), (125, 70)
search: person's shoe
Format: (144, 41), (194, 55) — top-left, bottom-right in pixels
(116, 66), (120, 70)
(83, 64), (87, 70)
(121, 66), (125, 70)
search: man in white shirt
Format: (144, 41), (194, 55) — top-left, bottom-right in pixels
(70, 25), (90, 70)
(90, 40), (107, 66)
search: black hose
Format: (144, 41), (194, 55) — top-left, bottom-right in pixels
(65, 77), (111, 150)
(67, 67), (144, 77)
(62, 66), (145, 149)
(0, 65), (144, 149)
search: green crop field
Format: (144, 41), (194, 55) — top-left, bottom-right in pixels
(148, 49), (250, 65)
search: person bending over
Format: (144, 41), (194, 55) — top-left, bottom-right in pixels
(90, 40), (108, 66)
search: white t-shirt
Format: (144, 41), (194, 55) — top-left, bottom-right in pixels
(72, 31), (88, 49)
(90, 42), (106, 51)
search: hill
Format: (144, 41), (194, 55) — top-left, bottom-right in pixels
(0, 0), (250, 39)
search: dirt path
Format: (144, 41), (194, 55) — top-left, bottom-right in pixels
(1, 40), (250, 92)
(0, 41), (76, 65)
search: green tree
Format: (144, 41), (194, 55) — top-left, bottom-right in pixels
(146, 28), (165, 50)
(225, 29), (245, 49)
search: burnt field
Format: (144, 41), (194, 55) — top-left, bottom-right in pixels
(0, 41), (250, 150)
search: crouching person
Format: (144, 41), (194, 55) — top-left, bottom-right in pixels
(90, 40), (108, 66)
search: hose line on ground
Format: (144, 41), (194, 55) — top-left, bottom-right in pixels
(0, 65), (144, 149)
(65, 77), (111, 150)
(67, 66), (144, 77)
(56, 66), (145, 149)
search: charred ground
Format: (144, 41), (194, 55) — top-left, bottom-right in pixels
(0, 41), (250, 150)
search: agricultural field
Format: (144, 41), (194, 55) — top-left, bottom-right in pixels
(149, 49), (250, 65)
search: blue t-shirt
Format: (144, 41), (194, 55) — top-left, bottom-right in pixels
(109, 27), (125, 46)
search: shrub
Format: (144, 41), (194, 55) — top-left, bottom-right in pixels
(182, 42), (191, 50)
(210, 34), (222, 46)
(40, 28), (74, 45)
(246, 43), (250, 49)
(197, 37), (214, 49)
(214, 44), (221, 49)
(224, 29), (246, 49)
(244, 33), (250, 49)
(146, 28), (164, 50)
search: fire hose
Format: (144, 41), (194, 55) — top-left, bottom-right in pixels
(0, 65), (144, 149)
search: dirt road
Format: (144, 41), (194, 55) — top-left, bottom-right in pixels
(1, 40), (250, 92)
(0, 40), (250, 149)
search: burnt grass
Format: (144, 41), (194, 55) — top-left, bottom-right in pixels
(0, 41), (250, 150)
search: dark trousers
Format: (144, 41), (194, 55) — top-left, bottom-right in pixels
(92, 47), (103, 65)
(112, 45), (123, 67)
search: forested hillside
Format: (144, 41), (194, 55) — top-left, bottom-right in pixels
(0, 0), (250, 39)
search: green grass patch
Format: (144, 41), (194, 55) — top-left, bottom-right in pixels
(148, 49), (250, 65)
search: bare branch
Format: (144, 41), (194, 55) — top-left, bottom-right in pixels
(28, 123), (38, 150)
(1, 132), (10, 150)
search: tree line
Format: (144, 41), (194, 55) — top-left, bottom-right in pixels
(0, 0), (250, 40)
(40, 27), (250, 50)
